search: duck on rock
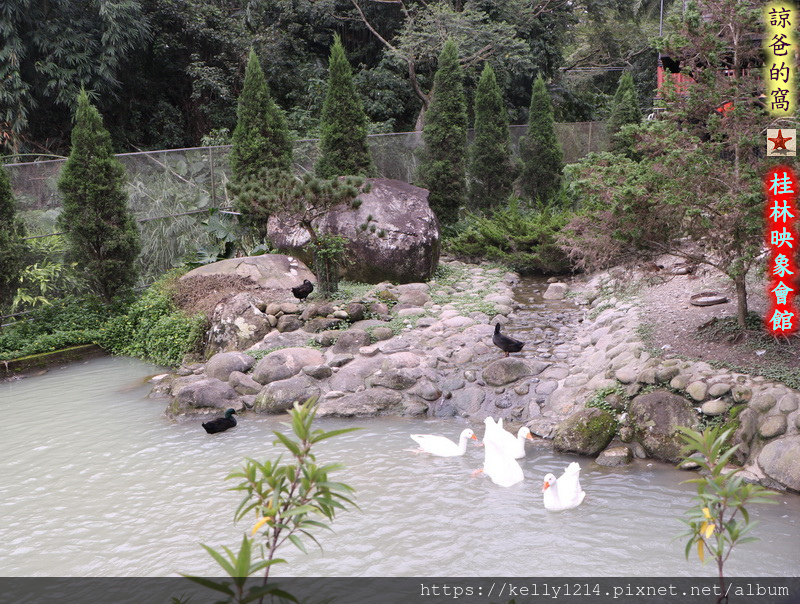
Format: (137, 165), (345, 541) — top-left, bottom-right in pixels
(291, 279), (314, 301)
(202, 408), (238, 434)
(492, 322), (524, 357)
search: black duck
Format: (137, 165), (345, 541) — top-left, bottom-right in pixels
(291, 279), (314, 301)
(202, 408), (237, 434)
(492, 322), (524, 357)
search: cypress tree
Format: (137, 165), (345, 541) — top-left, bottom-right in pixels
(417, 39), (468, 226)
(57, 90), (141, 302)
(315, 35), (374, 178)
(0, 165), (26, 310)
(468, 63), (514, 210)
(229, 50), (293, 183)
(607, 72), (642, 154)
(517, 75), (563, 203)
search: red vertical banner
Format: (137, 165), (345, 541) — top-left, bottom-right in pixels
(763, 166), (799, 334)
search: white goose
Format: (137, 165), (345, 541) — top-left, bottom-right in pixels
(542, 462), (586, 511)
(410, 429), (477, 457)
(481, 420), (524, 487)
(494, 424), (534, 459)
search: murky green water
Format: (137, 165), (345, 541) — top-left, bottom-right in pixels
(1, 356), (798, 578)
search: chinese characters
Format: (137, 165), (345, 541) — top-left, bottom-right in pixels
(764, 3), (796, 115)
(764, 167), (799, 334)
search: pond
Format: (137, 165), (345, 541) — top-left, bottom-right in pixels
(1, 356), (799, 578)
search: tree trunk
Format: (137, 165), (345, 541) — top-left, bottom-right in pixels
(735, 275), (748, 328)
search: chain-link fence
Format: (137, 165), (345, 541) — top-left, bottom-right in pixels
(6, 122), (608, 292)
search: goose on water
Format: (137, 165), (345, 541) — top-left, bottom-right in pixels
(492, 423), (534, 459)
(482, 431), (524, 487)
(492, 323), (524, 357)
(202, 408), (238, 434)
(542, 462), (585, 511)
(291, 279), (314, 301)
(410, 429), (477, 457)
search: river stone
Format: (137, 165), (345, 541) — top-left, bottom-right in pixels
(367, 369), (418, 390)
(315, 388), (409, 417)
(596, 445), (633, 467)
(228, 371), (263, 396)
(412, 378), (442, 401)
(759, 414), (788, 439)
(370, 327), (395, 341)
(686, 381), (708, 402)
(758, 436), (800, 491)
(629, 390), (698, 463)
(450, 387), (486, 415)
(542, 282), (568, 299)
(251, 348), (325, 384)
(751, 393), (778, 413)
(328, 356), (384, 392)
(701, 399), (728, 416)
(267, 178), (439, 284)
(483, 358), (536, 386)
(732, 408), (759, 464)
(302, 364), (333, 380)
(553, 408), (616, 456)
(332, 329), (372, 354)
(276, 315), (302, 333)
(206, 293), (272, 355)
(670, 374), (690, 390)
(731, 385), (752, 403)
(655, 364), (680, 383)
(398, 290), (431, 306)
(779, 393), (799, 413)
(302, 317), (343, 333)
(205, 352), (256, 382)
(708, 383), (732, 397)
(181, 254), (314, 290)
(615, 366), (638, 384)
(171, 377), (241, 414)
(254, 375), (320, 414)
(328, 354), (354, 368)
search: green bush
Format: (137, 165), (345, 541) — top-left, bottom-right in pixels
(445, 197), (572, 275)
(0, 295), (116, 360)
(99, 286), (207, 367)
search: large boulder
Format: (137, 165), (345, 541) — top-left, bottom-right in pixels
(205, 351), (256, 382)
(181, 254), (315, 292)
(757, 436), (800, 492)
(267, 178), (440, 284)
(553, 407), (616, 456)
(168, 377), (242, 417)
(205, 293), (273, 355)
(629, 390), (698, 462)
(251, 348), (325, 385)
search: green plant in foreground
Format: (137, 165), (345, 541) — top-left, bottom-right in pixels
(677, 426), (776, 603)
(184, 398), (357, 603)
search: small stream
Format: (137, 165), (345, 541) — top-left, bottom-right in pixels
(1, 355), (799, 578)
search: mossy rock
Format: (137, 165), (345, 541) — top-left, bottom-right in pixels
(553, 407), (617, 456)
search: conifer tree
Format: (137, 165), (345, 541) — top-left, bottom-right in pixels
(0, 165), (26, 310)
(229, 50), (293, 183)
(57, 90), (141, 302)
(607, 72), (642, 154)
(468, 63), (514, 210)
(517, 75), (563, 203)
(315, 35), (374, 178)
(417, 39), (468, 226)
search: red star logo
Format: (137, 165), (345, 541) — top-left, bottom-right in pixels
(769, 129), (793, 151)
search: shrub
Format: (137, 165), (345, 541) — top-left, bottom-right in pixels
(446, 197), (572, 274)
(99, 285), (206, 367)
(517, 75), (563, 203)
(0, 164), (26, 312)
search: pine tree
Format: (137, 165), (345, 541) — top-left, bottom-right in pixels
(315, 35), (374, 178)
(417, 39), (468, 226)
(517, 75), (563, 203)
(0, 164), (26, 310)
(228, 50), (293, 183)
(468, 63), (514, 210)
(57, 90), (140, 302)
(607, 71), (642, 154)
